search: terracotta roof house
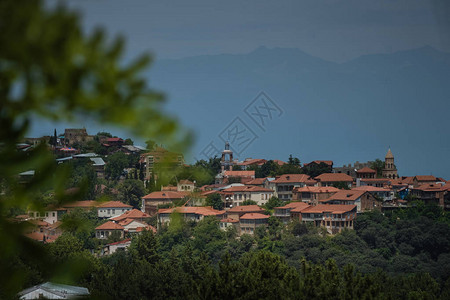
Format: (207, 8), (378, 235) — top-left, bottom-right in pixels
(320, 190), (381, 213)
(157, 206), (225, 226)
(272, 174), (312, 201)
(142, 191), (188, 216)
(413, 175), (438, 188)
(300, 204), (357, 234)
(352, 186), (394, 201)
(239, 213), (270, 235)
(315, 173), (353, 188)
(273, 202), (311, 223)
(410, 183), (447, 207)
(227, 205), (265, 221)
(110, 209), (150, 222)
(292, 186), (340, 205)
(246, 177), (267, 186)
(356, 167), (376, 179)
(97, 201), (132, 218)
(221, 185), (274, 207)
(95, 221), (125, 239)
(237, 158), (267, 169)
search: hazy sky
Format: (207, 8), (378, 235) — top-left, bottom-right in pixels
(38, 0), (450, 177)
(58, 0), (450, 62)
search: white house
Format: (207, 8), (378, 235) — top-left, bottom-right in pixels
(97, 201), (132, 218)
(221, 185), (274, 207)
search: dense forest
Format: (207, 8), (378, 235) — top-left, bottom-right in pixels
(8, 202), (450, 299)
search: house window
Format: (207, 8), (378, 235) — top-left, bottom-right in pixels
(52, 212), (55, 217)
(107, 209), (111, 214)
(112, 209), (115, 214)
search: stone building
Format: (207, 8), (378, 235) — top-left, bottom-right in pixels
(382, 148), (398, 179)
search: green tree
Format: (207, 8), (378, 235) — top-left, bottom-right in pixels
(118, 179), (146, 208)
(264, 196), (283, 210)
(105, 152), (129, 180)
(0, 0), (189, 297)
(241, 200), (258, 206)
(205, 193), (224, 210)
(370, 159), (385, 178)
(332, 181), (351, 190)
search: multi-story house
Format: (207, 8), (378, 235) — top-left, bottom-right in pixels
(319, 190), (381, 213)
(292, 186), (340, 205)
(300, 204), (357, 234)
(273, 202), (310, 224)
(272, 174), (311, 201)
(142, 191), (188, 216)
(239, 213), (270, 235)
(410, 183), (447, 207)
(95, 221), (125, 239)
(97, 201), (133, 218)
(314, 173), (353, 188)
(157, 206), (225, 227)
(352, 186), (394, 202)
(221, 185), (274, 207)
(356, 167), (376, 179)
(226, 205), (265, 221)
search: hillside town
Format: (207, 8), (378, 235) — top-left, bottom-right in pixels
(16, 128), (450, 257)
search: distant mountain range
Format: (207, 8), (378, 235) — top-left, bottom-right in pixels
(147, 46), (450, 178)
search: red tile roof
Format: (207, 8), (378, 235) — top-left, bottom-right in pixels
(107, 238), (132, 246)
(273, 159), (286, 166)
(352, 186), (391, 192)
(240, 213), (270, 220)
(412, 183), (446, 192)
(414, 175), (437, 182)
(360, 178), (392, 182)
(136, 225), (157, 233)
(272, 174), (311, 184)
(275, 202), (310, 210)
(246, 178), (267, 185)
(95, 221), (124, 230)
(237, 158), (266, 166)
(179, 180), (194, 185)
(158, 206), (225, 216)
(222, 185), (273, 193)
(118, 218), (147, 227)
(224, 171), (255, 177)
(293, 186), (341, 193)
(227, 205), (264, 213)
(304, 160), (333, 167)
(142, 191), (187, 200)
(356, 167), (376, 173)
(320, 190), (367, 202)
(315, 173), (353, 182)
(63, 200), (98, 208)
(111, 209), (150, 221)
(302, 204), (356, 214)
(220, 218), (239, 223)
(98, 201), (132, 208)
